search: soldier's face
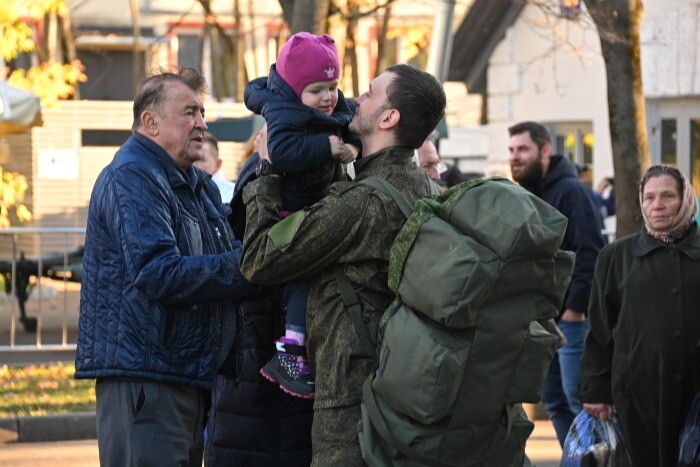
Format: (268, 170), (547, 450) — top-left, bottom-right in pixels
(350, 72), (394, 136)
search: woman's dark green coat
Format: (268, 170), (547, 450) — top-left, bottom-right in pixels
(580, 225), (700, 466)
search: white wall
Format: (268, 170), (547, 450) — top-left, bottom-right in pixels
(642, 3), (700, 97)
(485, 0), (612, 180)
(483, 0), (700, 184)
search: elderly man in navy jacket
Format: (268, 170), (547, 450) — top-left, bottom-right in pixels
(75, 68), (258, 467)
(508, 121), (606, 446)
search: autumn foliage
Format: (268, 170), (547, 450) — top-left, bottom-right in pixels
(1, 0), (86, 107)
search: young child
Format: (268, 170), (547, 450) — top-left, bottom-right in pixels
(244, 32), (359, 399)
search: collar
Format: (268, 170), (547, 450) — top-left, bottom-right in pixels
(632, 224), (700, 259)
(212, 170), (228, 184)
(132, 132), (203, 193)
(353, 146), (415, 178)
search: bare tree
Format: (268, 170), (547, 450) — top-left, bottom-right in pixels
(375, 2), (392, 77)
(525, 0), (647, 237)
(130, 0), (141, 95)
(583, 0), (648, 237)
(197, 0), (251, 101)
(233, 0), (247, 100)
(279, 0), (331, 33)
(344, 1), (360, 97)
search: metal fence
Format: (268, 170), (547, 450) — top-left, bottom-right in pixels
(0, 227), (85, 364)
(0, 225), (617, 365)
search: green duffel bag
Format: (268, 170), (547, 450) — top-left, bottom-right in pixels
(344, 178), (573, 466)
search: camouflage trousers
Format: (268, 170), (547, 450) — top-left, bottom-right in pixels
(311, 404), (366, 466)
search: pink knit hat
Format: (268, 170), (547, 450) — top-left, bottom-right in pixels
(276, 32), (340, 99)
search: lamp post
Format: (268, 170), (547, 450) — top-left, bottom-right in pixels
(426, 0), (456, 82)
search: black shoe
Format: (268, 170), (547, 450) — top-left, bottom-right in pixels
(260, 337), (315, 399)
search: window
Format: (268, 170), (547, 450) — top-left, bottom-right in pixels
(561, 0), (581, 20)
(81, 130), (132, 147)
(550, 122), (594, 167)
(661, 119), (678, 165)
(177, 34), (202, 70)
(690, 120), (700, 195)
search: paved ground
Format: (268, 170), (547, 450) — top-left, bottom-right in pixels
(0, 420), (562, 466)
(527, 420), (562, 466)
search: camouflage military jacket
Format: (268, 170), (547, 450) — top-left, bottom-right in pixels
(241, 146), (434, 409)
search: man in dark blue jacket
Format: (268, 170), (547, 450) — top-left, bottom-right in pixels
(508, 121), (606, 446)
(75, 68), (258, 467)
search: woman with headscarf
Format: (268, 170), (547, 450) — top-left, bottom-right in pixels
(579, 164), (700, 466)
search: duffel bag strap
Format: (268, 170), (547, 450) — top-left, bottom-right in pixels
(360, 177), (413, 219)
(334, 268), (377, 362)
(362, 378), (514, 467)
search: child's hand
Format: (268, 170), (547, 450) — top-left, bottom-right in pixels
(329, 135), (344, 159)
(339, 143), (359, 163)
(329, 136), (358, 163)
(255, 123), (270, 161)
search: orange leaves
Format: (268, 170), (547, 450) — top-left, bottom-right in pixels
(0, 166), (32, 227)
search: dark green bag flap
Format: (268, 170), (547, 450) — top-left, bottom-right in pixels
(393, 216), (500, 328)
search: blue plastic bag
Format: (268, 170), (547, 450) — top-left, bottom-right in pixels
(561, 411), (632, 466)
(678, 392), (700, 466)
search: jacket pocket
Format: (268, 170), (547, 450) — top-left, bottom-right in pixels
(161, 305), (207, 359)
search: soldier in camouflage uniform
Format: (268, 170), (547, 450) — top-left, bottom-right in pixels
(240, 64), (447, 466)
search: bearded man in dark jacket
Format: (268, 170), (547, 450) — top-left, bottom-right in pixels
(240, 64), (446, 466)
(508, 121), (607, 446)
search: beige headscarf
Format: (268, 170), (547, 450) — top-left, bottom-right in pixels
(639, 164), (698, 244)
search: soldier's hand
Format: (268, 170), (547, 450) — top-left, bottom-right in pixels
(255, 123), (270, 162)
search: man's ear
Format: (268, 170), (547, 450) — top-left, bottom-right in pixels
(141, 110), (159, 136)
(542, 142), (552, 158)
(379, 108), (400, 130)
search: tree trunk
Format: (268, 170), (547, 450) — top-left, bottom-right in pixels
(248, 0), (258, 78)
(279, 0), (295, 28)
(375, 3), (392, 77)
(583, 0), (649, 238)
(129, 0), (141, 96)
(57, 10), (80, 98)
(234, 0), (248, 101)
(285, 0), (330, 34)
(290, 0), (316, 33)
(314, 0), (332, 34)
(47, 13), (58, 62)
(344, 2), (360, 97)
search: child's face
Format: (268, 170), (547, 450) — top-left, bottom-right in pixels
(300, 79), (339, 116)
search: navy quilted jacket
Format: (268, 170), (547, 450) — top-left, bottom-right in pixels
(75, 133), (258, 389)
(244, 65), (358, 211)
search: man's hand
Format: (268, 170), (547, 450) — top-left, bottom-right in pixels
(254, 123), (271, 162)
(596, 178), (612, 194)
(560, 308), (586, 322)
(583, 403), (614, 421)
